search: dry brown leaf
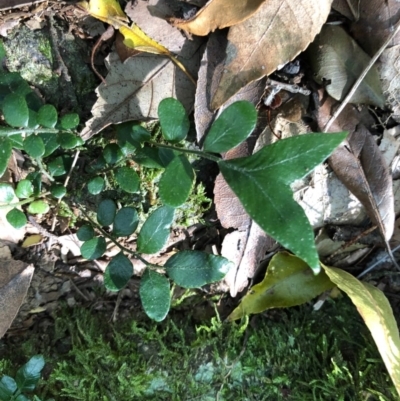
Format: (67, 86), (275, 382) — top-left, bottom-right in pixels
(317, 97), (395, 243)
(211, 0), (332, 109)
(0, 242), (34, 338)
(332, 0), (359, 20)
(170, 0), (266, 36)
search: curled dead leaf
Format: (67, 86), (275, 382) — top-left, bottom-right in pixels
(171, 0), (266, 36)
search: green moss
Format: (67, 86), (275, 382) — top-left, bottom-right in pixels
(0, 297), (396, 400)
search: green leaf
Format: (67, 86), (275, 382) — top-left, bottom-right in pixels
(0, 137), (12, 178)
(27, 109), (38, 129)
(165, 250), (232, 288)
(104, 252), (133, 291)
(6, 208), (27, 229)
(115, 167), (139, 193)
(47, 155), (72, 177)
(140, 268), (170, 322)
(77, 224), (95, 241)
(131, 125), (151, 146)
(88, 176), (105, 195)
(113, 207), (139, 237)
(116, 122), (138, 155)
(39, 133), (60, 157)
(228, 252), (334, 321)
(8, 134), (24, 149)
(15, 355), (45, 392)
(2, 93), (29, 127)
(60, 113), (79, 129)
(218, 132), (347, 273)
(23, 135), (45, 158)
(50, 184), (66, 199)
(203, 101), (257, 153)
(137, 206), (174, 254)
(0, 375), (17, 400)
(97, 199), (117, 226)
(37, 104), (57, 128)
(133, 147), (175, 168)
(0, 183), (15, 203)
(15, 394), (29, 401)
(27, 200), (49, 214)
(15, 179), (34, 199)
(159, 154), (194, 207)
(308, 25), (384, 107)
(103, 143), (123, 165)
(81, 236), (106, 260)
(26, 171), (41, 196)
(158, 98), (190, 143)
(57, 133), (84, 149)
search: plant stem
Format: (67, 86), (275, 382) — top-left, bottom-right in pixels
(36, 158), (55, 182)
(0, 127), (74, 136)
(80, 209), (157, 268)
(0, 191), (51, 209)
(149, 142), (221, 162)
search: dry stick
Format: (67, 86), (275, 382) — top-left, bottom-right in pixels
(323, 19), (400, 133)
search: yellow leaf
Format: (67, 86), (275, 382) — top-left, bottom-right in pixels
(322, 264), (400, 397)
(79, 0), (128, 25)
(22, 234), (43, 248)
(228, 252), (334, 321)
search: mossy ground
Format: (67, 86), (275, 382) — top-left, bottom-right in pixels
(0, 296), (396, 401)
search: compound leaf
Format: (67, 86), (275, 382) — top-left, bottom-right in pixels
(165, 250), (232, 288)
(218, 133), (347, 272)
(140, 268), (170, 322)
(104, 252), (133, 291)
(137, 206), (174, 254)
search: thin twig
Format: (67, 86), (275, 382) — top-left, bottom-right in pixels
(324, 19), (400, 132)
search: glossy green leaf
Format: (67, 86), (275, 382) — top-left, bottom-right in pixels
(15, 179), (34, 199)
(88, 176), (105, 195)
(26, 171), (41, 196)
(85, 155), (107, 173)
(115, 167), (139, 193)
(97, 199), (117, 226)
(50, 184), (66, 199)
(23, 135), (45, 158)
(0, 375), (17, 399)
(60, 113), (79, 129)
(0, 137), (12, 178)
(6, 208), (26, 229)
(113, 207), (139, 237)
(27, 109), (38, 129)
(203, 101), (257, 153)
(15, 394), (29, 401)
(131, 125), (151, 146)
(2, 93), (29, 127)
(133, 147), (175, 168)
(39, 133), (60, 157)
(308, 25), (384, 107)
(228, 252), (334, 321)
(37, 104), (57, 128)
(81, 236), (106, 260)
(15, 355), (45, 392)
(103, 143), (123, 165)
(47, 155), (72, 177)
(57, 133), (84, 149)
(104, 252), (133, 291)
(27, 200), (49, 214)
(159, 154), (194, 207)
(158, 98), (190, 143)
(0, 183), (15, 203)
(140, 268), (170, 322)
(77, 224), (95, 241)
(218, 132), (347, 273)
(8, 134), (23, 149)
(116, 122), (138, 155)
(165, 250), (232, 288)
(137, 206), (174, 254)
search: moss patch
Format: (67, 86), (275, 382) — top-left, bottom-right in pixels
(0, 297), (396, 400)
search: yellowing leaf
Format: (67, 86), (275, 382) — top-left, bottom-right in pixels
(228, 252), (334, 321)
(322, 265), (400, 397)
(22, 234), (43, 248)
(171, 0), (266, 36)
(79, 0), (128, 25)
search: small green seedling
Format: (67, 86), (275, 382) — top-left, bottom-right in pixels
(0, 355), (46, 401)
